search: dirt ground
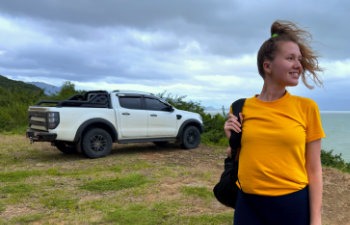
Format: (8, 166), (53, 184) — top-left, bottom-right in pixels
(122, 142), (350, 225)
(136, 143), (350, 225)
(1, 135), (349, 224)
(322, 167), (350, 225)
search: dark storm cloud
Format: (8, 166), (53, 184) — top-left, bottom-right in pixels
(1, 0), (348, 58)
(0, 0), (227, 27)
(0, 0), (349, 109)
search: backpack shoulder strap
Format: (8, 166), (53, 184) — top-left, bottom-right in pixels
(229, 98), (246, 155)
(230, 98), (246, 192)
(231, 98), (246, 123)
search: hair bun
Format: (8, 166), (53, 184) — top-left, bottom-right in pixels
(270, 20), (311, 41)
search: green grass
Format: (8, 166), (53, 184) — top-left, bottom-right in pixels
(108, 165), (123, 173)
(41, 195), (79, 210)
(180, 185), (213, 199)
(179, 212), (233, 224)
(9, 214), (43, 224)
(80, 173), (150, 192)
(0, 183), (37, 205)
(45, 168), (64, 176)
(105, 203), (171, 225)
(0, 183), (34, 194)
(0, 170), (42, 182)
(104, 202), (233, 225)
(0, 203), (5, 213)
(0, 126), (27, 135)
(1, 134), (348, 224)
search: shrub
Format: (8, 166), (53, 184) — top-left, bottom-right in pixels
(321, 149), (350, 173)
(158, 91), (228, 146)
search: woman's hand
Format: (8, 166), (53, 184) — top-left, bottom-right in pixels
(224, 113), (243, 139)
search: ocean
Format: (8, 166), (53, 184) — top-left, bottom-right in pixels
(320, 112), (350, 162)
(205, 110), (350, 162)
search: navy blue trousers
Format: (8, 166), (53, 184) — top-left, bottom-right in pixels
(234, 186), (310, 225)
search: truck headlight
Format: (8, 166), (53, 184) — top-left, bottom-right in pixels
(47, 112), (60, 129)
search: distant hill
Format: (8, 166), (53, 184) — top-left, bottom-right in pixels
(0, 75), (43, 94)
(27, 81), (61, 95)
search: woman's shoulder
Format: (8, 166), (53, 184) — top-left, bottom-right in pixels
(290, 94), (319, 109)
(290, 94), (315, 103)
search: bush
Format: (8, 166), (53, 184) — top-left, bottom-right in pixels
(45, 81), (83, 101)
(157, 91), (205, 115)
(0, 81), (82, 133)
(158, 91), (228, 146)
(0, 86), (44, 133)
(321, 149), (350, 173)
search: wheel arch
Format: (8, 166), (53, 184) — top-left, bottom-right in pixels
(176, 119), (204, 140)
(74, 118), (118, 143)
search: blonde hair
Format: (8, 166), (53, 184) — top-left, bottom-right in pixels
(257, 20), (323, 89)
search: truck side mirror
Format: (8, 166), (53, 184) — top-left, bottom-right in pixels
(167, 105), (174, 112)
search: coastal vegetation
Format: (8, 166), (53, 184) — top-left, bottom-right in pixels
(1, 74), (349, 172)
(321, 149), (350, 173)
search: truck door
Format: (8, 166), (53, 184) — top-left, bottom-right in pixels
(144, 97), (177, 137)
(117, 96), (148, 138)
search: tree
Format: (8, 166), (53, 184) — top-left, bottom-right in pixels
(48, 81), (82, 101)
(157, 91), (205, 116)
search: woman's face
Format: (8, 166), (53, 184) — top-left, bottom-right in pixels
(265, 41), (304, 87)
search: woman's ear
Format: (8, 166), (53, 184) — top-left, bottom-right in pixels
(263, 61), (271, 75)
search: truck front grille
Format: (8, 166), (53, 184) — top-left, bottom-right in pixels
(28, 111), (48, 131)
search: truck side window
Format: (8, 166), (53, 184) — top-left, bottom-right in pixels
(119, 96), (142, 110)
(145, 97), (169, 111)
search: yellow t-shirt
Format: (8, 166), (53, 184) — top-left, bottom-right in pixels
(231, 92), (325, 196)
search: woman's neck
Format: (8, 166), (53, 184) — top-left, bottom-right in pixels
(257, 83), (287, 101)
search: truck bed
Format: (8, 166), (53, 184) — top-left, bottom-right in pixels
(35, 91), (111, 108)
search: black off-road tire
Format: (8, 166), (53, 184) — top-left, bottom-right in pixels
(54, 141), (77, 154)
(82, 128), (112, 158)
(181, 126), (201, 149)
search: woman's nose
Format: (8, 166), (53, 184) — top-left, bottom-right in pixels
(294, 59), (303, 70)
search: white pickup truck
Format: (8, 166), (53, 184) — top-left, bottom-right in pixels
(26, 90), (204, 158)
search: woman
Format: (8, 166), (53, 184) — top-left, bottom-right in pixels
(224, 20), (325, 225)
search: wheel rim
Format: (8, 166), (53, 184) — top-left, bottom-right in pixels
(89, 134), (106, 152)
(186, 130), (197, 145)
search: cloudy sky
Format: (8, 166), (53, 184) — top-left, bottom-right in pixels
(0, 0), (349, 110)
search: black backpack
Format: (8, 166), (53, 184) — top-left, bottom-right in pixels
(213, 98), (245, 208)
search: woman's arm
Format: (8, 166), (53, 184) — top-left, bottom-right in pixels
(305, 139), (323, 225)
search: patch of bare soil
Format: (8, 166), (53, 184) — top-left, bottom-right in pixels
(0, 204), (40, 221)
(322, 167), (350, 225)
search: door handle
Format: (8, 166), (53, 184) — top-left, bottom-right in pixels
(150, 114), (157, 117)
(122, 112), (130, 116)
